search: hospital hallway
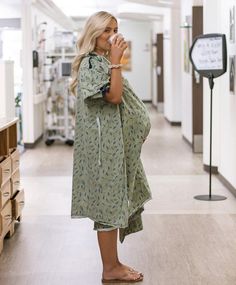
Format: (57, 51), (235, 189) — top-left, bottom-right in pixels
(1, 105), (236, 285)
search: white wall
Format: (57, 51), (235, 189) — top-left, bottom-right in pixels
(119, 20), (152, 101)
(171, 8), (182, 122)
(0, 2), (21, 18)
(203, 0), (236, 188)
(0, 2), (21, 120)
(181, 0), (193, 142)
(163, 7), (182, 122)
(163, 10), (172, 118)
(203, 0), (221, 168)
(2, 30), (22, 95)
(0, 61), (15, 118)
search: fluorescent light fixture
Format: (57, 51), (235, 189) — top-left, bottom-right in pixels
(158, 0), (173, 4)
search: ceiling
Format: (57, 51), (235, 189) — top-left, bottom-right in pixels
(0, 0), (177, 29)
(51, 0), (178, 21)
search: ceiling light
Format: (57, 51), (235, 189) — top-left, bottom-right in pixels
(158, 0), (173, 4)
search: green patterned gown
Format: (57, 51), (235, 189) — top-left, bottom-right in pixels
(71, 52), (152, 243)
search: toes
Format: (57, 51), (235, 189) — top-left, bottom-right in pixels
(128, 268), (144, 277)
(130, 271), (143, 281)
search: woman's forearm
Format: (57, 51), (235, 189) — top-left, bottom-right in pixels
(105, 68), (123, 104)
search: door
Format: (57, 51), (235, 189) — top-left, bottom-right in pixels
(192, 6), (203, 153)
(156, 33), (164, 112)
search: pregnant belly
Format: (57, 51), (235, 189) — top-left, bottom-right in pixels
(120, 93), (151, 143)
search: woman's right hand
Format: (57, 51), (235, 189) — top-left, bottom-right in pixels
(110, 34), (128, 64)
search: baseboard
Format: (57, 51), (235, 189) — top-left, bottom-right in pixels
(182, 135), (192, 148)
(157, 102), (164, 113)
(203, 164), (218, 174)
(165, 116), (181, 126)
(143, 100), (152, 103)
(193, 134), (203, 153)
(218, 173), (236, 198)
(24, 134), (43, 149)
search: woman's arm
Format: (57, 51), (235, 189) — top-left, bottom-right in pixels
(104, 35), (128, 105)
(105, 67), (123, 104)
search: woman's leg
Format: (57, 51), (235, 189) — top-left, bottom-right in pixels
(97, 229), (143, 281)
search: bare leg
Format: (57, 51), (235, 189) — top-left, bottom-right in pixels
(97, 229), (143, 281)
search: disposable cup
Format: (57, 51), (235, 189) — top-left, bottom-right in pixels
(108, 33), (123, 44)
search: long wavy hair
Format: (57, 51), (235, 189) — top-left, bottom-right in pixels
(70, 11), (117, 95)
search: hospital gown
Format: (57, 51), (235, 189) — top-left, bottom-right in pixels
(71, 52), (152, 242)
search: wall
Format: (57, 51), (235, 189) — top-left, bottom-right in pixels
(181, 0), (194, 142)
(2, 30), (22, 95)
(119, 20), (152, 101)
(0, 2), (21, 119)
(0, 61), (14, 118)
(218, 0), (236, 188)
(170, 7), (182, 122)
(203, 0), (221, 167)
(203, 0), (236, 188)
(163, 7), (182, 123)
(0, 2), (21, 18)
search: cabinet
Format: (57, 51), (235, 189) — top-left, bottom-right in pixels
(0, 117), (25, 254)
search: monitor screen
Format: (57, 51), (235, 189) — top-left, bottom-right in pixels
(61, 62), (71, 77)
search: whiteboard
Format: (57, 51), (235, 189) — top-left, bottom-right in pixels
(191, 37), (223, 70)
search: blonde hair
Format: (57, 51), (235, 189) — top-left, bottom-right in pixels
(70, 11), (117, 95)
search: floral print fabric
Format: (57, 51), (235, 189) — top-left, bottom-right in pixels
(71, 53), (152, 242)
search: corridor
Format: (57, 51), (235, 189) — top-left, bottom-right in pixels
(0, 106), (236, 285)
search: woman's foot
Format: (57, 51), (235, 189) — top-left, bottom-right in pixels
(117, 261), (143, 277)
(102, 263), (143, 282)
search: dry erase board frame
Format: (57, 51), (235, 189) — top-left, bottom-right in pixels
(189, 33), (227, 78)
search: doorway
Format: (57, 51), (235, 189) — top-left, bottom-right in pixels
(156, 33), (164, 112)
(192, 6), (203, 153)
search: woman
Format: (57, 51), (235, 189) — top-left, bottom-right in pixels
(70, 11), (152, 283)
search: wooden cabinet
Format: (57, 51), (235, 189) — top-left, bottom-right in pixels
(12, 188), (25, 220)
(11, 169), (20, 197)
(0, 180), (11, 209)
(11, 149), (20, 174)
(0, 157), (12, 187)
(0, 117), (24, 255)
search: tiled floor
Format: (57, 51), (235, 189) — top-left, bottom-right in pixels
(1, 105), (236, 285)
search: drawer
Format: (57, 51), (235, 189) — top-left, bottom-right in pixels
(11, 169), (20, 197)
(12, 189), (25, 220)
(0, 180), (11, 209)
(10, 149), (20, 174)
(0, 200), (12, 236)
(0, 157), (12, 187)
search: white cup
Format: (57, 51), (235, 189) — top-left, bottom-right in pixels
(108, 33), (123, 44)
